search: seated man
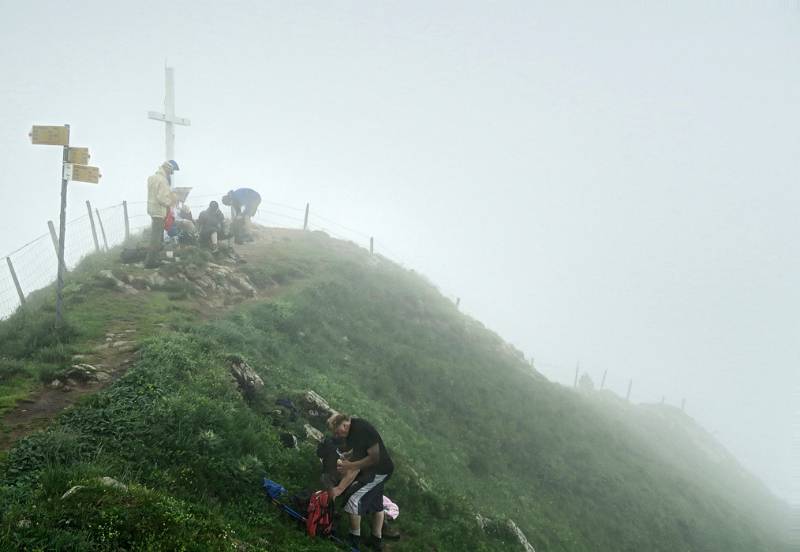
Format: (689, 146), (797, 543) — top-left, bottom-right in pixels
(196, 201), (225, 251)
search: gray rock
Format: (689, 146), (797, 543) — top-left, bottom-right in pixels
(475, 513), (489, 531)
(304, 424), (324, 443)
(96, 270), (139, 295)
(97, 476), (127, 491)
(95, 371), (112, 382)
(229, 357), (264, 397)
(16, 519), (31, 529)
(506, 519), (536, 552)
(50, 379), (63, 389)
(300, 390), (336, 421)
(61, 485), (86, 499)
(64, 364), (98, 382)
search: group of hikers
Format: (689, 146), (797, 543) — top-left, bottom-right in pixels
(145, 159), (262, 268)
(146, 160), (397, 550)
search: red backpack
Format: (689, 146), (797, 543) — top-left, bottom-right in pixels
(306, 490), (334, 537)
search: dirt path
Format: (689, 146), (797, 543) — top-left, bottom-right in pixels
(0, 328), (140, 451)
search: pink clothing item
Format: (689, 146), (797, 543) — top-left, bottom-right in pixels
(382, 495), (399, 519)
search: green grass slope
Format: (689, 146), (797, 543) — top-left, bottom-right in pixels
(0, 230), (792, 551)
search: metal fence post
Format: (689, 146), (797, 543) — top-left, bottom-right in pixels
(86, 201), (100, 252)
(370, 237), (374, 255)
(303, 203), (309, 231)
(6, 257), (25, 306)
(95, 208), (109, 251)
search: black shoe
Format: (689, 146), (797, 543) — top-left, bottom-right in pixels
(382, 519), (401, 540)
(365, 535), (384, 550)
(347, 533), (361, 549)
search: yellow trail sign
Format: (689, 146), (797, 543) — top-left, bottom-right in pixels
(67, 147), (90, 165)
(71, 164), (101, 184)
(30, 125), (69, 146)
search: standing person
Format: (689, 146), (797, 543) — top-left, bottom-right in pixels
(145, 160), (179, 268)
(221, 188), (261, 242)
(329, 413), (394, 551)
(197, 201), (225, 252)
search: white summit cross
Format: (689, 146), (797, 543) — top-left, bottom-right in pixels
(148, 66), (191, 162)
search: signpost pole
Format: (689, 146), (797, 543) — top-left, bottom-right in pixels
(55, 125), (70, 328)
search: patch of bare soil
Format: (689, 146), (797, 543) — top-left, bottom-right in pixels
(0, 329), (139, 451)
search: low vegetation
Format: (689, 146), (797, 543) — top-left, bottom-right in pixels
(0, 229), (791, 550)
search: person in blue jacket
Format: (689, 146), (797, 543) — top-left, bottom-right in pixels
(222, 188), (261, 243)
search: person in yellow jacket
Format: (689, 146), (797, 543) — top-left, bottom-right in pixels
(145, 160), (179, 268)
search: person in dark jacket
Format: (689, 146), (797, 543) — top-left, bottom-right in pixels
(197, 201), (225, 251)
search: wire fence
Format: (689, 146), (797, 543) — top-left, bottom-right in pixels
(0, 196), (383, 322)
(0, 194), (687, 408)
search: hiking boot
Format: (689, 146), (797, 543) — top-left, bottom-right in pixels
(347, 533), (361, 549)
(365, 535), (384, 550)
(382, 519), (401, 540)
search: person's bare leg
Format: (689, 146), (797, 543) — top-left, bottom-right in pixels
(349, 513), (361, 535)
(371, 510), (384, 538)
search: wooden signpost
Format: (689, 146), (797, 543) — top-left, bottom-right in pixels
(29, 124), (101, 327)
(67, 147), (90, 165)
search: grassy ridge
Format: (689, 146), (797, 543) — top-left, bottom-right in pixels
(0, 230), (791, 550)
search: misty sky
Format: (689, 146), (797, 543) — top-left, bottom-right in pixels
(0, 1), (797, 503)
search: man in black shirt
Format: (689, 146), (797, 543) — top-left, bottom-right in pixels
(328, 413), (394, 551)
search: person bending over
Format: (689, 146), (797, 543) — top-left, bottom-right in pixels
(328, 413), (394, 551)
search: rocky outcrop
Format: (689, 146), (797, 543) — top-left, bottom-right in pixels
(299, 390), (337, 431)
(96, 270), (138, 295)
(506, 519), (535, 552)
(475, 514), (536, 552)
(61, 477), (128, 500)
(50, 364), (113, 391)
(228, 356), (264, 398)
(304, 423), (324, 443)
(97, 476), (127, 491)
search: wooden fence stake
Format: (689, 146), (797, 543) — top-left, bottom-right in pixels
(6, 257), (25, 305)
(47, 220), (60, 257)
(370, 237), (374, 255)
(303, 203), (309, 231)
(123, 200), (130, 240)
(47, 220), (67, 274)
(626, 379), (633, 401)
(95, 208), (109, 250)
(86, 201), (100, 252)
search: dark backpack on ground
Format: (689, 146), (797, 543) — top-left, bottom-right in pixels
(306, 490), (334, 537)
